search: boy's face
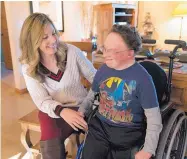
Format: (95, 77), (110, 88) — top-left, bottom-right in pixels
(102, 32), (134, 70)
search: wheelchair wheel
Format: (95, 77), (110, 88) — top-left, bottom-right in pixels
(156, 109), (186, 159)
(165, 115), (187, 159)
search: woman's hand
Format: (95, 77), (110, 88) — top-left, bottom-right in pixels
(60, 108), (88, 131)
(135, 150), (152, 159)
(78, 111), (85, 118)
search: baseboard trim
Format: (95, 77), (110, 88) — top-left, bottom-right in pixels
(15, 88), (28, 94)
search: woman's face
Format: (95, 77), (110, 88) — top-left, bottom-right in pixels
(39, 24), (58, 56)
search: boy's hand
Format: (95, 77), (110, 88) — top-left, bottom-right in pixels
(135, 150), (152, 159)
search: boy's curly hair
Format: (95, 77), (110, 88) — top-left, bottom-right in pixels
(111, 24), (142, 54)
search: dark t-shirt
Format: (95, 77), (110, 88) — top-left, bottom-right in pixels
(92, 62), (159, 128)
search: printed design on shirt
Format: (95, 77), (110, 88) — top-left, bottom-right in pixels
(99, 77), (136, 123)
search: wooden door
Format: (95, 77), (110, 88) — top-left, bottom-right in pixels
(93, 4), (113, 47)
(102, 8), (113, 45)
(1, 1), (13, 70)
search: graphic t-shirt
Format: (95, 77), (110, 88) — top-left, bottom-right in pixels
(92, 62), (159, 128)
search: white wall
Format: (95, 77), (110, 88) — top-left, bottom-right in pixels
(138, 1), (187, 50)
(5, 1), (30, 90)
(61, 1), (83, 41)
(5, 1), (83, 90)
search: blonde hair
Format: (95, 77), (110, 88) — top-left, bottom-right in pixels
(19, 13), (67, 82)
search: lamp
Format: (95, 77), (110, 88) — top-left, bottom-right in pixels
(172, 3), (187, 40)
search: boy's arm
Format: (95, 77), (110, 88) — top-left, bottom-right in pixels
(142, 106), (162, 156)
(78, 89), (95, 115)
(78, 62), (103, 116)
(138, 72), (163, 157)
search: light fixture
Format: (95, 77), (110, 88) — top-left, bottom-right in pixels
(172, 3), (187, 40)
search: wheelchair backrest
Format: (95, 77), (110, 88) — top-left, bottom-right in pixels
(139, 61), (167, 106)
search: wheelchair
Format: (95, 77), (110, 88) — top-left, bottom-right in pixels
(76, 40), (187, 159)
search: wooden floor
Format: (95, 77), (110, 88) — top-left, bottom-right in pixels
(1, 63), (39, 159)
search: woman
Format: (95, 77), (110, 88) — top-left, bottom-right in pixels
(19, 13), (96, 159)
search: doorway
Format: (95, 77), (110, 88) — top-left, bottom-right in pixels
(1, 1), (14, 88)
(1, 1), (13, 70)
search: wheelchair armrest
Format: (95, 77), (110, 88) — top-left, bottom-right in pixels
(160, 101), (175, 117)
(85, 106), (98, 124)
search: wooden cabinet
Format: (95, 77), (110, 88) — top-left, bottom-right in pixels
(92, 3), (138, 47)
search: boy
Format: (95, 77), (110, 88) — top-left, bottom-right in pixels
(79, 25), (162, 159)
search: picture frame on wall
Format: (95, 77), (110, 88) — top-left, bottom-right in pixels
(30, 1), (64, 32)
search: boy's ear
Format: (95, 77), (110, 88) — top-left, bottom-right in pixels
(128, 50), (134, 57)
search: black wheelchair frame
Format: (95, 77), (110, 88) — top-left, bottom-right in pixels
(154, 40), (187, 159)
